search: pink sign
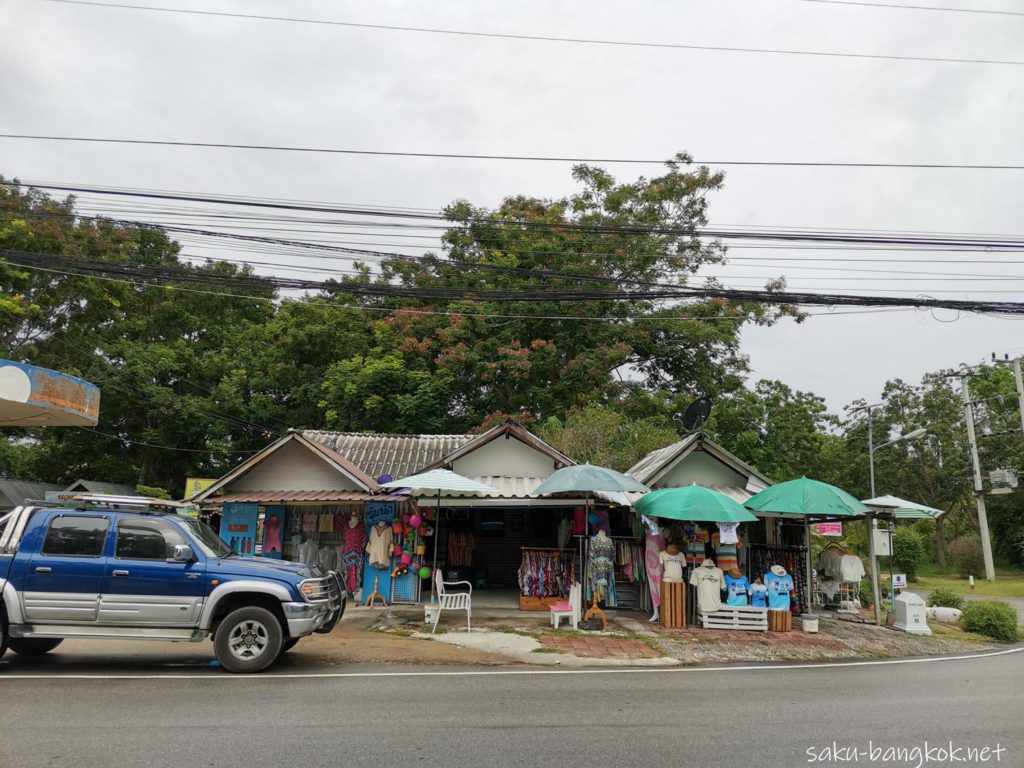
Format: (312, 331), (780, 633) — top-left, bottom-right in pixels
(813, 522), (843, 537)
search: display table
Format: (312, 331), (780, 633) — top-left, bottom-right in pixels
(661, 580), (686, 629)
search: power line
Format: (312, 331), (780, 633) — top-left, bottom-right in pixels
(800, 0), (1024, 18)
(81, 426), (260, 454)
(43, 0), (1024, 67)
(6, 134), (1024, 170)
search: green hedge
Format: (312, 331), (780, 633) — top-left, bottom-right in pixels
(926, 587), (965, 611)
(892, 527), (925, 581)
(960, 601), (1019, 642)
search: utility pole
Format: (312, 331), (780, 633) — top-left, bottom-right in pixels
(1013, 358), (1024, 439)
(961, 375), (996, 581)
(864, 405), (882, 625)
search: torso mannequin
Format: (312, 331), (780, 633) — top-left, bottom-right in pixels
(659, 543), (686, 582)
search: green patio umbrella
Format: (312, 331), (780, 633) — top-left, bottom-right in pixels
(532, 463), (649, 495)
(634, 485), (758, 523)
(744, 477), (870, 518)
(862, 495), (945, 520)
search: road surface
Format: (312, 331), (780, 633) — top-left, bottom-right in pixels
(0, 644), (1019, 768)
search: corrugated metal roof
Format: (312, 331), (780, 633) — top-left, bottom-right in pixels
(206, 490), (383, 504)
(0, 478), (64, 508)
(626, 435), (699, 484)
(302, 431), (472, 481)
(65, 479), (139, 496)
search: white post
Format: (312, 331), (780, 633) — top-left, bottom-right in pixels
(961, 376), (996, 582)
(866, 407), (883, 624)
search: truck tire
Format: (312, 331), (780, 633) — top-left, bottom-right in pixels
(0, 614), (8, 662)
(8, 638), (63, 656)
(214, 606), (283, 673)
(279, 638), (300, 654)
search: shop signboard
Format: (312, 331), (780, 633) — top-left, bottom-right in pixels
(184, 477), (217, 499)
(813, 522), (843, 537)
(220, 502), (259, 557)
(892, 573), (907, 589)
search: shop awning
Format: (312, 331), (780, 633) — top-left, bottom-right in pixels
(0, 360), (100, 427)
(203, 490), (384, 504)
(862, 494), (946, 519)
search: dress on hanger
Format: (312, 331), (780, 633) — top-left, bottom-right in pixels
(588, 534), (615, 601)
(341, 520), (364, 592)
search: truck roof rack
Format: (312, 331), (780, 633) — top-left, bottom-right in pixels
(25, 494), (192, 515)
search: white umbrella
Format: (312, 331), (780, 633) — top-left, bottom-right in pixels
(862, 494), (946, 520)
(381, 470), (498, 602)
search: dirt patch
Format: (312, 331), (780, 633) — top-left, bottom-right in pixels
(540, 635), (661, 659)
(289, 614), (510, 666)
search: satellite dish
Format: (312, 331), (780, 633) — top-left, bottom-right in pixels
(680, 397), (713, 433)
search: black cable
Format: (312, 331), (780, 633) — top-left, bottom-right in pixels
(43, 0), (1024, 66)
(6, 134), (1024, 170)
(800, 0), (1024, 18)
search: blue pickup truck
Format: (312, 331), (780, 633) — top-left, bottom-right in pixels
(0, 497), (344, 673)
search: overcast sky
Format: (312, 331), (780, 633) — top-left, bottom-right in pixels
(4, 0), (1024, 413)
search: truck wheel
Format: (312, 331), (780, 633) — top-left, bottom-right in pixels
(214, 606), (283, 673)
(0, 615), (8, 662)
(278, 638), (300, 656)
(8, 638), (63, 656)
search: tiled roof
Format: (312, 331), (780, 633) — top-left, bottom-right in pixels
(206, 490), (384, 504)
(302, 431), (472, 481)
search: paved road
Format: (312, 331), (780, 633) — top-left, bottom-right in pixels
(0, 645), (1020, 768)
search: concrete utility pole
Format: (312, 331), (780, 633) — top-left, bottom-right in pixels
(864, 404), (883, 626)
(961, 376), (996, 582)
(1013, 358), (1024, 440)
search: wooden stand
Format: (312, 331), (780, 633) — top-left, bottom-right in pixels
(698, 605), (768, 632)
(519, 595), (564, 611)
(583, 596), (607, 629)
(660, 580), (686, 629)
(363, 569), (388, 608)
(768, 610), (793, 632)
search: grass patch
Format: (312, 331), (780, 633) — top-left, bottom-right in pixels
(914, 567), (1024, 599)
(929, 622), (993, 645)
(530, 646), (566, 654)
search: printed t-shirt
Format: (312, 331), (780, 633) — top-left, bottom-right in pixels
(748, 582), (768, 608)
(723, 574), (750, 606)
(689, 563), (725, 613)
(717, 522), (740, 545)
(764, 571), (794, 611)
(659, 550), (685, 582)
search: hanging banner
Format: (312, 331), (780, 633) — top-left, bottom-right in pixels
(813, 522), (843, 537)
(184, 478), (217, 499)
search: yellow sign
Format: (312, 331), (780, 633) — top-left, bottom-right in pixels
(185, 478), (217, 499)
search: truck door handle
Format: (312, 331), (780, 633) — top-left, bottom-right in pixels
(112, 569), (130, 577)
(35, 566), (52, 574)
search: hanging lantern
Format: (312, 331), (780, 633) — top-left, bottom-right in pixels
(418, 566), (431, 579)
(392, 544), (403, 556)
(391, 521), (403, 535)
(409, 513), (422, 528)
(400, 552), (412, 565)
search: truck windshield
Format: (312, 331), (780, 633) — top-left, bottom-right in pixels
(171, 517), (234, 558)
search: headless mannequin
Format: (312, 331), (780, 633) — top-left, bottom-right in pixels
(645, 521), (666, 623)
(348, 512), (359, 529)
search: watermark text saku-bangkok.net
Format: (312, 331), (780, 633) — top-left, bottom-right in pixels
(806, 742), (1007, 767)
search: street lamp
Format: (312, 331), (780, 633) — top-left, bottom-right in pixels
(864, 407), (927, 622)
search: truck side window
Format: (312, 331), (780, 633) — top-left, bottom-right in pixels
(41, 516), (110, 557)
(115, 519), (186, 560)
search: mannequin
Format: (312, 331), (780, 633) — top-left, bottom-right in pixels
(584, 529), (614, 628)
(644, 524), (666, 623)
(723, 567), (750, 607)
(659, 543), (686, 582)
(366, 520), (393, 568)
(263, 512), (283, 556)
(689, 557), (725, 614)
(748, 577), (768, 608)
(340, 511), (364, 595)
(764, 564), (795, 611)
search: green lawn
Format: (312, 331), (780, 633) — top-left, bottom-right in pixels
(913, 564), (1024, 599)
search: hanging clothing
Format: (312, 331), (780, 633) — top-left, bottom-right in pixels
(689, 560), (725, 613)
(717, 522), (740, 545)
(723, 574), (750, 606)
(573, 507), (586, 536)
(318, 513), (334, 534)
(302, 513), (316, 534)
(587, 533), (615, 602)
(298, 539), (318, 567)
(447, 532), (476, 567)
(341, 521), (364, 593)
(645, 532), (666, 610)
(318, 545), (338, 572)
(840, 555), (866, 582)
(366, 524), (393, 567)
(557, 518), (572, 550)
(659, 550), (686, 582)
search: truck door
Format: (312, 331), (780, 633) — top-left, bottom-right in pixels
(99, 517), (206, 626)
(23, 514), (111, 623)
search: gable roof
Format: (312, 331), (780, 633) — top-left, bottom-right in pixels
(192, 431), (380, 502)
(425, 419), (575, 471)
(64, 479), (139, 496)
(627, 433), (772, 488)
(303, 431), (471, 481)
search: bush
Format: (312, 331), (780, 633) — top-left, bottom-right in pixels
(892, 527), (925, 581)
(859, 579), (875, 608)
(949, 536), (985, 578)
(926, 587), (965, 611)
(960, 601), (1019, 642)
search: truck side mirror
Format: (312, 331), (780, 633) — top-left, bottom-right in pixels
(171, 544), (195, 562)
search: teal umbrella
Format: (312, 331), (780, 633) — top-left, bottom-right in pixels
(533, 463), (649, 495)
(634, 485), (758, 523)
(744, 477), (870, 518)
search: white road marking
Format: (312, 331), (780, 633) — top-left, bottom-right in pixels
(0, 645), (1021, 680)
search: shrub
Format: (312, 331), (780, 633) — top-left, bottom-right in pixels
(960, 601), (1019, 642)
(892, 527), (925, 581)
(926, 587), (965, 611)
(949, 536), (985, 578)
(859, 579), (875, 608)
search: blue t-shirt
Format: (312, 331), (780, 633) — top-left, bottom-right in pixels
(723, 574), (749, 606)
(748, 582), (768, 608)
(765, 572), (794, 610)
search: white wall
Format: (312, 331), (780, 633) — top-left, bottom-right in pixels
(655, 451), (748, 489)
(229, 440), (361, 491)
(452, 437), (556, 478)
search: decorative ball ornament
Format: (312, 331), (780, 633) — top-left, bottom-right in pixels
(409, 514), (422, 528)
(587, 512), (600, 525)
(419, 566), (431, 579)
(392, 545), (403, 556)
(400, 552), (412, 565)
(391, 521), (403, 535)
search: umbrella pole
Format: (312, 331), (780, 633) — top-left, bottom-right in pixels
(430, 490), (441, 604)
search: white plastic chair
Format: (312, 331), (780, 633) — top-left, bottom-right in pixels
(433, 570), (472, 633)
(549, 582), (581, 630)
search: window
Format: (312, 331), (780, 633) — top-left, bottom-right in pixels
(115, 519), (186, 560)
(41, 516), (109, 557)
